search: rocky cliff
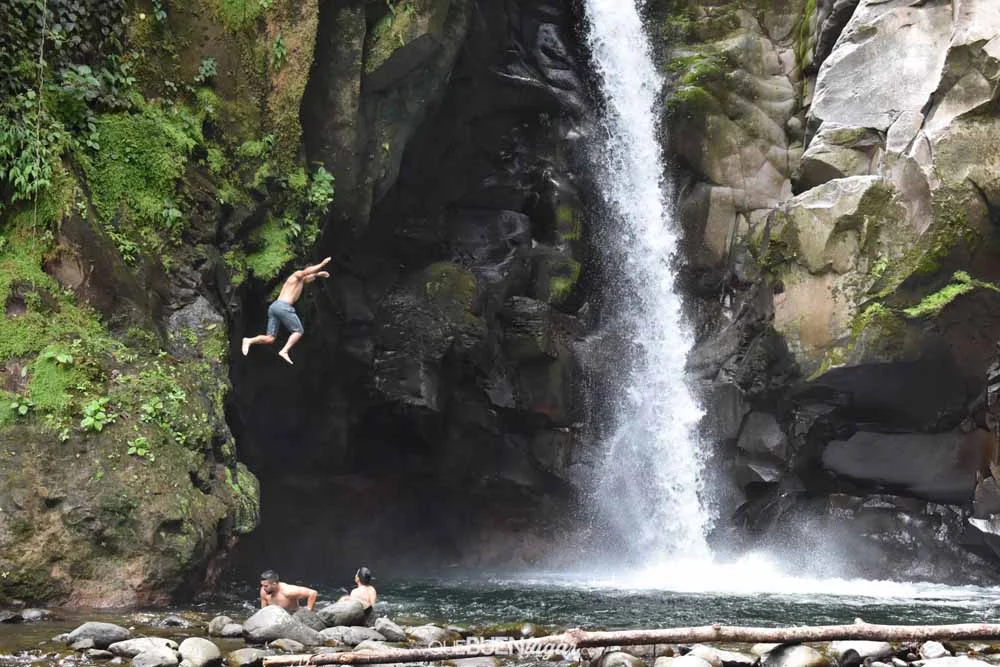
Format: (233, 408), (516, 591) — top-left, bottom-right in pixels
(670, 0), (1000, 582)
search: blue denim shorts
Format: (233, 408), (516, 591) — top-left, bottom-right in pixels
(266, 300), (304, 336)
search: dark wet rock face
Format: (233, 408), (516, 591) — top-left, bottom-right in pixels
(228, 0), (593, 578)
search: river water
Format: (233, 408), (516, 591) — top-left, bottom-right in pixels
(5, 573), (1000, 656)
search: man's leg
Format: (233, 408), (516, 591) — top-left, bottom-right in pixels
(275, 303), (305, 365)
(278, 332), (302, 365)
(242, 334), (275, 355)
(244, 305), (280, 355)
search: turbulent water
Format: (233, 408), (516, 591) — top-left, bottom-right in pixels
(583, 0), (709, 560)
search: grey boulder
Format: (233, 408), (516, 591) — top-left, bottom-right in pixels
(374, 618), (407, 642)
(244, 606), (322, 646)
(829, 642), (892, 661)
(226, 649), (271, 667)
(762, 645), (830, 667)
(268, 639), (305, 653)
(110, 639), (179, 658)
(207, 617), (233, 637)
(132, 647), (180, 667)
(178, 638), (222, 667)
(68, 622), (131, 649)
(316, 600), (366, 628)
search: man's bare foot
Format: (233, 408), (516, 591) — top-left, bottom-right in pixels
(242, 338), (251, 356)
(278, 350), (293, 365)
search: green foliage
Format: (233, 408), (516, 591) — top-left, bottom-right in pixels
(80, 396), (115, 432)
(127, 435), (155, 462)
(306, 166), (335, 220)
(245, 217), (293, 280)
(78, 104), (201, 258)
(9, 397), (35, 418)
(271, 34), (288, 70)
(193, 57), (218, 85)
(0, 0), (132, 208)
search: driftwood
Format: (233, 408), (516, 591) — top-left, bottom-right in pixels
(262, 622), (1000, 666)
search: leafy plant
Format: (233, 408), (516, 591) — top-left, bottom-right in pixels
(80, 396), (115, 432)
(40, 348), (74, 366)
(194, 57), (217, 85)
(306, 165), (334, 219)
(271, 34), (287, 70)
(127, 435), (155, 461)
(9, 396), (34, 417)
(151, 0), (167, 23)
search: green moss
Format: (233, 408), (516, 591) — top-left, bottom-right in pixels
(902, 271), (1000, 318)
(245, 217), (293, 281)
(794, 0), (817, 78)
(215, 0), (268, 31)
(28, 353), (85, 415)
(78, 104), (201, 255)
(424, 262), (477, 306)
(225, 463), (260, 535)
(549, 259), (582, 301)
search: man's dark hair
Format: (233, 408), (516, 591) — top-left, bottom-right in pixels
(260, 569), (279, 582)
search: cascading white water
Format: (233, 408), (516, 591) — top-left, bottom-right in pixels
(583, 0), (711, 561)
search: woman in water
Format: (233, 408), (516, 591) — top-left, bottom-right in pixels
(340, 566), (377, 623)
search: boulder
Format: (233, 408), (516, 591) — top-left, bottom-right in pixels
(686, 645), (754, 667)
(67, 623), (131, 650)
(268, 639), (305, 653)
(794, 124), (883, 192)
(132, 647), (180, 667)
(810, 0), (953, 131)
(208, 617), (234, 637)
(822, 429), (992, 504)
(73, 638), (97, 651)
(829, 642), (892, 661)
(374, 617), (407, 642)
(920, 642), (951, 660)
(737, 413), (788, 460)
(243, 606), (323, 646)
(0, 610), (21, 623)
(316, 600), (367, 628)
(158, 616), (191, 628)
(688, 646), (722, 667)
(318, 626), (350, 645)
(177, 638), (222, 667)
(920, 660), (991, 667)
(761, 645), (829, 667)
(20, 608), (49, 622)
(221, 625), (244, 639)
(407, 624), (451, 646)
(354, 640), (395, 652)
(226, 649), (271, 667)
(293, 609), (327, 632)
(599, 652), (647, 667)
(110, 639), (179, 658)
(655, 656), (713, 667)
(344, 627), (386, 646)
(86, 649), (116, 660)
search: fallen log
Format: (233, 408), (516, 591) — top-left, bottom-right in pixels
(262, 622), (1000, 666)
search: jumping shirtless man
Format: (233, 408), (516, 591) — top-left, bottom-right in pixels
(241, 257), (331, 365)
(259, 569), (318, 611)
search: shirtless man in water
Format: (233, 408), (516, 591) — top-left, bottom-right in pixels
(259, 570), (318, 611)
(241, 257), (331, 364)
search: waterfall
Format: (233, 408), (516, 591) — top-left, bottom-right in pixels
(583, 0), (711, 562)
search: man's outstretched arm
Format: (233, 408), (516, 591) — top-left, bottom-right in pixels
(301, 257), (332, 276)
